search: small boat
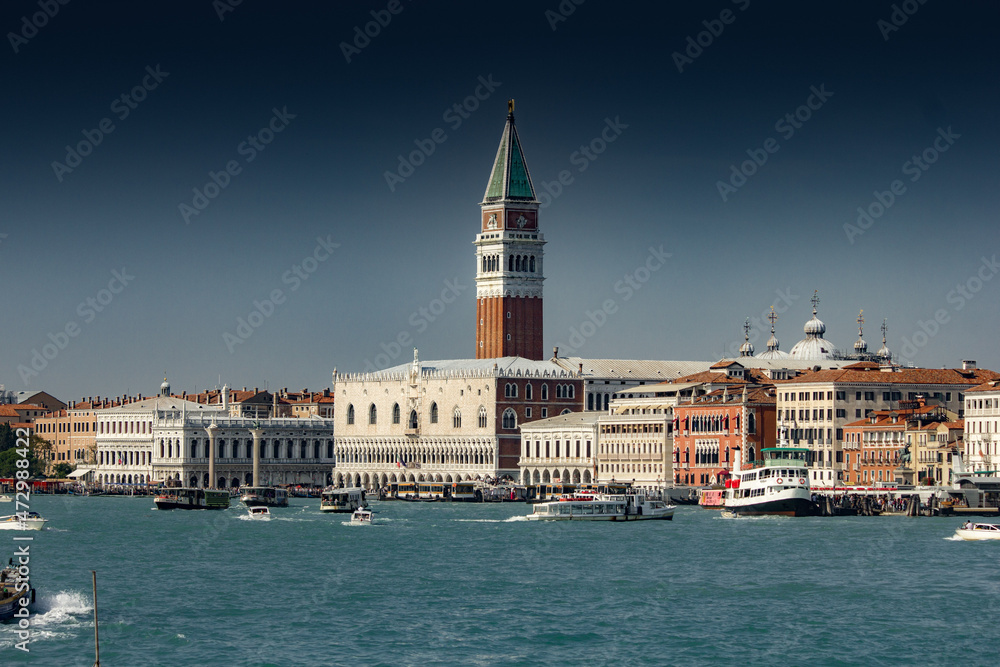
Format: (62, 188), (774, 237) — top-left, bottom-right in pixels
(247, 506), (271, 519)
(0, 563), (35, 621)
(350, 508), (374, 524)
(0, 495), (12, 503)
(954, 522), (1000, 541)
(526, 490), (675, 521)
(720, 510), (737, 519)
(0, 512), (48, 531)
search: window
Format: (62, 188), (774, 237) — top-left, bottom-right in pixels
(525, 383), (532, 400)
(392, 403), (401, 424)
(855, 409), (862, 417)
(836, 409), (846, 418)
(502, 408), (517, 429)
(864, 392), (875, 401)
(453, 408), (462, 428)
(541, 384), (549, 400)
(541, 408), (548, 418)
(478, 406), (487, 428)
(430, 403), (438, 423)
(836, 391), (846, 400)
(856, 392), (862, 400)
(505, 383), (518, 398)
(369, 404), (377, 425)
(347, 404), (355, 425)
(883, 392), (891, 401)
(525, 407), (532, 418)
(409, 410), (418, 429)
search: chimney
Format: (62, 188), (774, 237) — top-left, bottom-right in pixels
(963, 360), (977, 370)
(552, 346), (559, 359)
(578, 363), (583, 374)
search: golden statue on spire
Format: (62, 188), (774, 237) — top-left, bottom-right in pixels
(508, 99), (515, 114)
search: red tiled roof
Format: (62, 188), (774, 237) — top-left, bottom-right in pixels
(967, 380), (1000, 393)
(782, 367), (999, 386)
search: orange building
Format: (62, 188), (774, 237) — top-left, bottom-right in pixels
(672, 386), (777, 486)
(842, 399), (958, 486)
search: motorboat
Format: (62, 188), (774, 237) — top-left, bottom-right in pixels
(0, 512), (48, 531)
(526, 490), (675, 521)
(0, 495), (12, 503)
(247, 506), (271, 519)
(0, 563), (35, 621)
(350, 508), (374, 524)
(954, 522), (1000, 541)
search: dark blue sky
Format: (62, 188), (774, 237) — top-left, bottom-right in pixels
(3, 1), (999, 401)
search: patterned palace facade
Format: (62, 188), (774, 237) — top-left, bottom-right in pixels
(332, 353), (583, 487)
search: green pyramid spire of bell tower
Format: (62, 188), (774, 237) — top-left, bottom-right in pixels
(483, 99), (537, 203)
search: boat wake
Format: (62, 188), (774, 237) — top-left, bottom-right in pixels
(0, 591), (93, 648)
(236, 514), (271, 522)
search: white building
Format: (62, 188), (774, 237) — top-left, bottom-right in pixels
(965, 380), (1000, 473)
(519, 411), (600, 486)
(93, 382), (335, 488)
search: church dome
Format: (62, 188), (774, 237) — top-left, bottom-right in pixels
(804, 315), (826, 336)
(739, 340), (755, 357)
(789, 292), (839, 360)
(854, 337), (868, 354)
(756, 306), (791, 360)
(757, 334), (790, 360)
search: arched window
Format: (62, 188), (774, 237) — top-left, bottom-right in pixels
(568, 385), (575, 399)
(392, 403), (400, 424)
(505, 383), (518, 398)
(748, 411), (757, 434)
(561, 409), (572, 415)
(530, 256), (535, 272)
(347, 404), (355, 425)
(409, 410), (418, 429)
(525, 383), (533, 400)
(430, 402), (439, 423)
(587, 393), (594, 410)
(453, 408), (462, 428)
(508, 255), (514, 271)
(288, 441), (295, 458)
(369, 404), (377, 425)
(541, 384), (549, 400)
(478, 406), (487, 428)
(502, 408), (517, 429)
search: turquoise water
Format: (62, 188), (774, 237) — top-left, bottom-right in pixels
(2, 496), (997, 666)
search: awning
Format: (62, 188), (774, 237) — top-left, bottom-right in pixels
(67, 468), (94, 478)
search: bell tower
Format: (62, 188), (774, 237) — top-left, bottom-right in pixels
(475, 100), (545, 360)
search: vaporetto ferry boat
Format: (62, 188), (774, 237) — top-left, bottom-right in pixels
(319, 487), (367, 513)
(725, 442), (817, 517)
(154, 487), (230, 510)
(240, 486), (289, 508)
(526, 490), (675, 521)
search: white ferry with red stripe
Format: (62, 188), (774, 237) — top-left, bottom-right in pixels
(725, 441), (817, 517)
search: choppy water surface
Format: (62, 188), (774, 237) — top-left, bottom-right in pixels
(2, 496), (998, 666)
